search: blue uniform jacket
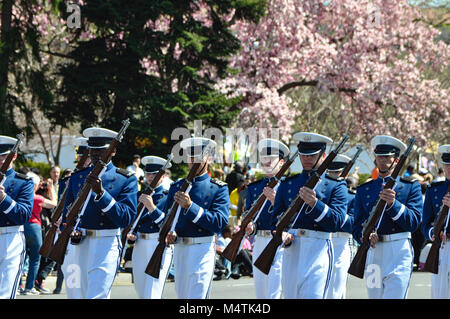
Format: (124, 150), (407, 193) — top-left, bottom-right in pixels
(162, 172), (229, 238)
(271, 171), (348, 233)
(245, 176), (284, 231)
(135, 185), (168, 234)
(339, 188), (356, 234)
(352, 176), (423, 245)
(0, 168), (34, 226)
(62, 162), (138, 229)
(421, 179), (450, 241)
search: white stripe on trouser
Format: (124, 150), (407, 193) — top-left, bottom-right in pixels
(326, 237), (350, 299)
(64, 235), (121, 299)
(431, 242), (450, 299)
(173, 241), (215, 299)
(364, 238), (413, 299)
(252, 236), (283, 299)
(0, 231), (25, 299)
(132, 238), (173, 299)
(281, 236), (333, 299)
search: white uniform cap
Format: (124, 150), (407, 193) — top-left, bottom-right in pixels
(83, 128), (117, 149)
(74, 137), (89, 155)
(328, 154), (352, 171)
(438, 144), (450, 164)
(257, 138), (290, 159)
(180, 137), (217, 158)
(0, 135), (18, 156)
(292, 132), (333, 155)
(141, 156), (172, 173)
(370, 135), (406, 157)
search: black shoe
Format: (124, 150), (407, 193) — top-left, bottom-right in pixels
(230, 272), (241, 280)
(52, 289), (61, 294)
(213, 274), (223, 281)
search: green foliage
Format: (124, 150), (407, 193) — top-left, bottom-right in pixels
(47, 0), (266, 165)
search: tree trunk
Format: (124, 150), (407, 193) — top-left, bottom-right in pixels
(0, 0), (14, 134)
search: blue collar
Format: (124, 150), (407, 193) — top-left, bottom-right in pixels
(193, 172), (209, 183)
(154, 185), (165, 193)
(5, 168), (15, 177)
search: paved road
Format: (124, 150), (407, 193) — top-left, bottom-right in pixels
(16, 270), (432, 299)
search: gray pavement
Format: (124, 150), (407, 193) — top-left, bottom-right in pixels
(15, 270), (432, 299)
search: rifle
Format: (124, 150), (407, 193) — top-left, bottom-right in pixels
(119, 154), (173, 261)
(347, 137), (416, 279)
(423, 183), (450, 274)
(340, 146), (363, 178)
(0, 133), (24, 185)
(253, 134), (350, 275)
(222, 148), (300, 263)
(48, 119), (130, 265)
(39, 148), (90, 258)
(145, 145), (212, 278)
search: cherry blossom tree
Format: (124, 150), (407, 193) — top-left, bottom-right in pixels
(217, 0), (449, 147)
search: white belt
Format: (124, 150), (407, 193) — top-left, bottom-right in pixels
(256, 230), (272, 238)
(179, 235), (215, 245)
(378, 232), (411, 242)
(293, 228), (331, 240)
(0, 225), (24, 234)
(332, 232), (352, 239)
(138, 232), (159, 240)
(81, 228), (120, 238)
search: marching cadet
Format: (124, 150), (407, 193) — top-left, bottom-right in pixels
(61, 128), (138, 299)
(272, 132), (348, 299)
(0, 135), (34, 299)
(128, 155), (173, 299)
(59, 136), (90, 299)
(165, 137), (229, 299)
(421, 144), (450, 298)
(245, 138), (289, 299)
(352, 135), (422, 299)
(324, 154), (353, 299)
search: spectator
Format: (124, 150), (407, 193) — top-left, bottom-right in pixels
(214, 225), (233, 281)
(228, 226), (253, 280)
(229, 176), (245, 228)
(225, 161), (245, 193)
(126, 154), (145, 180)
(403, 164), (415, 179)
(49, 166), (61, 199)
(20, 173), (57, 295)
(432, 168), (445, 183)
(236, 174), (253, 222)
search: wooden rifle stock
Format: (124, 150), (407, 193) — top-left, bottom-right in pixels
(348, 137), (416, 278)
(340, 146), (363, 178)
(254, 134), (350, 274)
(222, 149), (300, 263)
(423, 184), (450, 274)
(0, 133), (24, 180)
(145, 161), (202, 278)
(48, 119), (130, 265)
(120, 154), (173, 251)
(39, 148), (90, 258)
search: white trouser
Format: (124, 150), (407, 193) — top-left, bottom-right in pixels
(62, 231), (121, 299)
(252, 235), (283, 299)
(61, 242), (84, 299)
(0, 229), (26, 299)
(431, 242), (450, 299)
(132, 235), (173, 299)
(282, 230), (333, 299)
(326, 236), (351, 299)
(173, 239), (215, 299)
(365, 237), (413, 299)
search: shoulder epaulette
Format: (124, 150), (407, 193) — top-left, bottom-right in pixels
(210, 178), (227, 187)
(399, 177), (415, 184)
(430, 180), (445, 188)
(247, 179), (264, 187)
(357, 178), (374, 188)
(15, 173), (31, 180)
(325, 174), (344, 182)
(284, 173), (300, 181)
(116, 168), (134, 178)
(69, 166), (91, 176)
